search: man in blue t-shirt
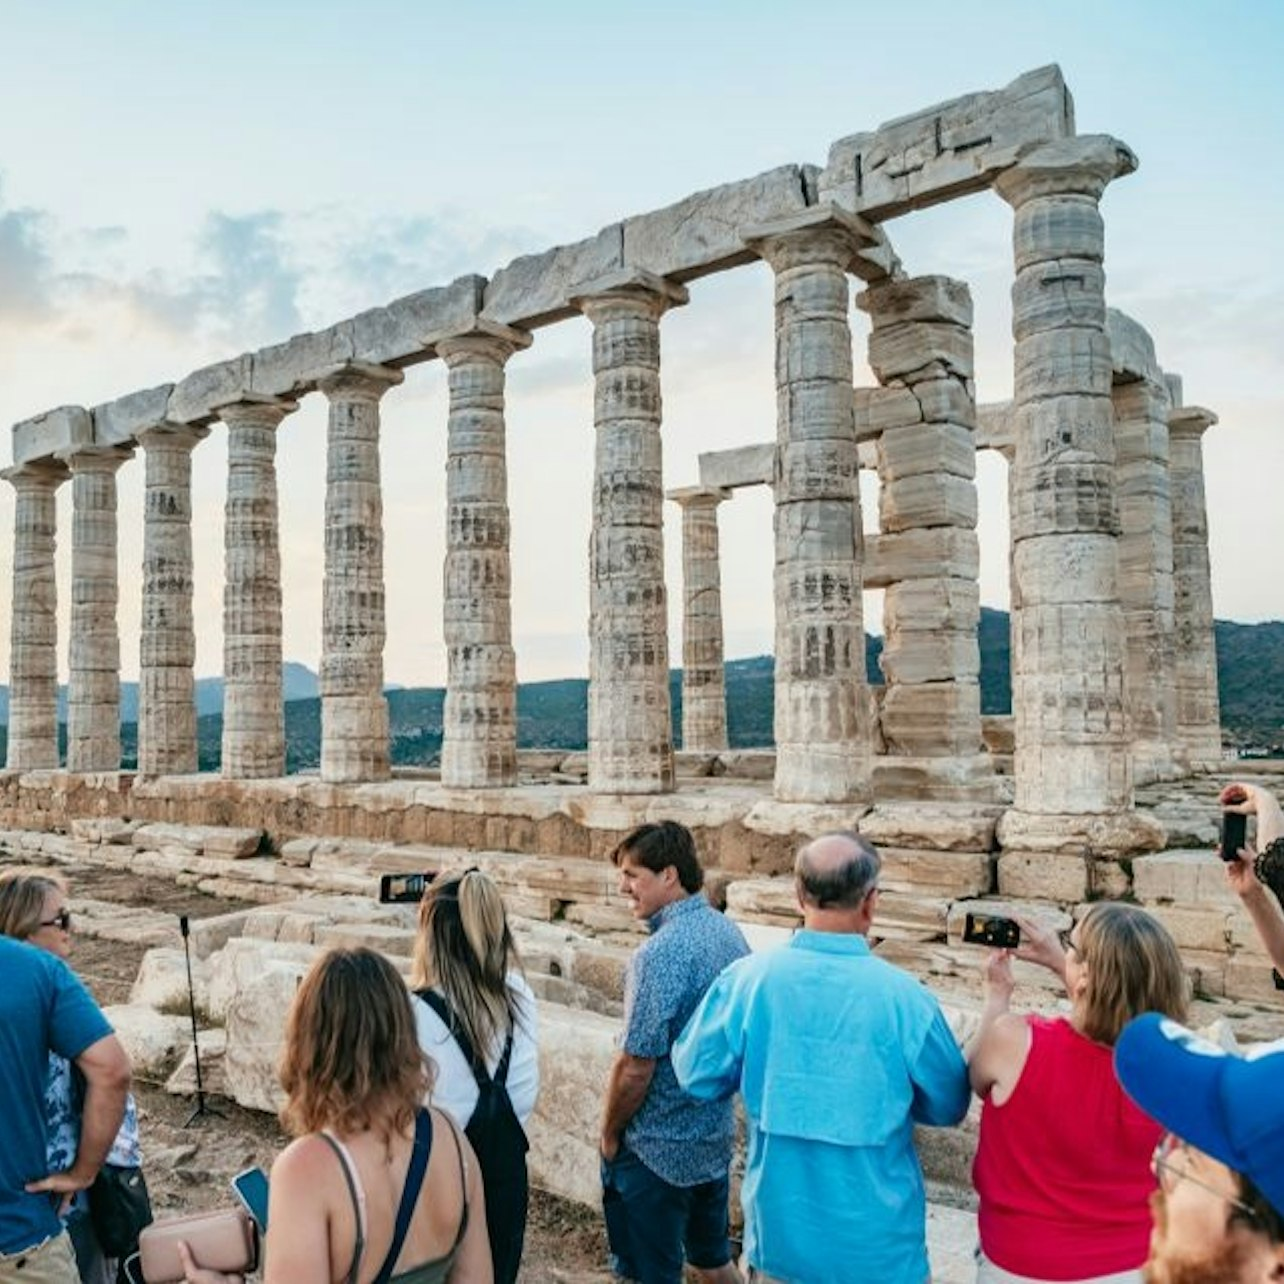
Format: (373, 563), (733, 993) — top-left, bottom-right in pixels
(0, 934), (130, 1282)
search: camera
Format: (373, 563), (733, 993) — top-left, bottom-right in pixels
(962, 912), (1020, 949)
(378, 872), (436, 904)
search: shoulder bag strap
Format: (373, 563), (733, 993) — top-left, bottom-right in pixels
(317, 1133), (365, 1284)
(373, 1107), (434, 1284)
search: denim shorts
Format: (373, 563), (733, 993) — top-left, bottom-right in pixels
(601, 1145), (732, 1284)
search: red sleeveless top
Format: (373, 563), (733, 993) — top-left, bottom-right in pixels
(973, 1015), (1160, 1279)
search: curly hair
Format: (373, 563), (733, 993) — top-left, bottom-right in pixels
(278, 947), (432, 1139)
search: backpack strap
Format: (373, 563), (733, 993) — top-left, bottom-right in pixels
(416, 988), (490, 1086)
(373, 1107), (434, 1284)
(493, 1030), (514, 1089)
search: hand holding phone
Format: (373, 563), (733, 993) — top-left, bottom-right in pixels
(378, 872), (436, 904)
(962, 912), (1020, 949)
(1220, 810), (1248, 863)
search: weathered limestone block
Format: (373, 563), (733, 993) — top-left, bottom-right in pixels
(483, 227), (623, 329)
(883, 578), (979, 634)
(880, 685), (983, 756)
(131, 947), (211, 1012)
(350, 275), (485, 368)
(137, 424), (207, 776)
(697, 443), (774, 491)
(4, 461), (69, 769)
(1010, 259), (1107, 340)
(996, 852), (1091, 902)
(867, 321), (974, 384)
(132, 823), (263, 857)
(859, 276), (973, 329)
(103, 1004), (192, 1078)
(864, 528), (979, 589)
(217, 396), (296, 779)
(877, 422), (976, 482)
(249, 326), (357, 400)
(859, 803), (1000, 853)
(168, 356), (254, 426)
(853, 386), (922, 437)
(1132, 849), (1237, 907)
(574, 271), (686, 794)
(879, 474), (978, 534)
(92, 385), (173, 448)
(223, 963), (305, 1113)
(1145, 904), (1233, 953)
(166, 1029), (227, 1098)
(1107, 308), (1163, 384)
(879, 633), (980, 686)
(997, 808), (1165, 856)
(12, 405), (92, 465)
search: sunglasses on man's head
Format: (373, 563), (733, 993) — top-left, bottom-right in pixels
(39, 908), (72, 931)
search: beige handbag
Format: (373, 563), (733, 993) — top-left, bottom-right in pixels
(132, 1206), (259, 1282)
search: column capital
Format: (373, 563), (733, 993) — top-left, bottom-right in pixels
(1168, 405), (1218, 439)
(57, 443), (134, 473)
(1, 459), (69, 489)
(437, 321), (532, 368)
(994, 135), (1137, 207)
(571, 269), (688, 322)
(212, 393), (298, 429)
(137, 422), (210, 451)
(316, 360), (405, 401)
(741, 203), (879, 275)
(666, 485), (732, 510)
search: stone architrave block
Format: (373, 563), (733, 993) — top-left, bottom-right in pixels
(857, 277), (973, 329)
(879, 473), (977, 533)
(698, 443), (774, 490)
(351, 275), (486, 368)
(996, 851), (1090, 902)
(167, 356), (254, 425)
(854, 386), (922, 437)
(868, 322), (974, 385)
(878, 422), (976, 482)
(483, 226), (624, 329)
(884, 577), (980, 633)
(249, 325), (358, 398)
(13, 405), (92, 464)
(1107, 308), (1162, 385)
(864, 527), (980, 588)
(819, 65), (1073, 220)
(92, 385), (174, 447)
(624, 164), (809, 282)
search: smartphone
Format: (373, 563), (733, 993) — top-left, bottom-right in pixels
(121, 1253), (145, 1284)
(1220, 811), (1248, 863)
(231, 1166), (270, 1233)
(962, 912), (1020, 949)
(378, 872), (436, 904)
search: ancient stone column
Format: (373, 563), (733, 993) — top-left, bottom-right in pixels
(668, 486), (731, 753)
(857, 276), (988, 800)
(435, 325), (530, 789)
(317, 363), (403, 784)
(572, 270), (687, 794)
(743, 208), (876, 804)
(137, 424), (207, 777)
(1112, 374), (1179, 784)
(1169, 405), (1222, 764)
(60, 446), (132, 772)
(994, 137), (1138, 817)
(216, 395), (296, 779)
(3, 461), (68, 770)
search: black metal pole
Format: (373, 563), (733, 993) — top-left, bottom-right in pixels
(180, 914), (222, 1126)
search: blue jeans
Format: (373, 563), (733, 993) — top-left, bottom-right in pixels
(601, 1145), (732, 1284)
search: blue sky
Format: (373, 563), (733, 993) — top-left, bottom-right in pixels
(1, 1), (1280, 684)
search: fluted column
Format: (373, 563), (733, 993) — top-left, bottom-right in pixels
(744, 208), (875, 804)
(317, 363), (403, 784)
(3, 461), (68, 769)
(995, 137), (1137, 816)
(216, 395), (296, 778)
(857, 275), (987, 798)
(1113, 376), (1179, 783)
(668, 486), (730, 753)
(137, 424), (207, 776)
(573, 270), (687, 794)
(1169, 405), (1221, 764)
(60, 446), (132, 771)
(436, 326), (529, 788)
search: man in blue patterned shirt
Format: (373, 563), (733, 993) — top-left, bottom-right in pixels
(599, 821), (749, 1284)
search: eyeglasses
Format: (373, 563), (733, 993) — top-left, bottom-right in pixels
(1058, 929), (1080, 956)
(39, 909), (72, 932)
(1152, 1135), (1261, 1225)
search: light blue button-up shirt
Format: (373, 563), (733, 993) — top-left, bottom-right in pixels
(672, 930), (969, 1284)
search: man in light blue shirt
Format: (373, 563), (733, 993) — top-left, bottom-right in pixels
(672, 832), (969, 1284)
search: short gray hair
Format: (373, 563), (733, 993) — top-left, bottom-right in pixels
(795, 833), (881, 909)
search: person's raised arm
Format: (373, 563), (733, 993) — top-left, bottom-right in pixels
(1221, 782), (1284, 846)
(1221, 783), (1284, 974)
(966, 951), (1032, 1101)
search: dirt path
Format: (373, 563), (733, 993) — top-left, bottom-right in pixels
(6, 855), (610, 1282)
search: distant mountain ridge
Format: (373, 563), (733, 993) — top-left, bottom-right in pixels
(0, 611), (1280, 767)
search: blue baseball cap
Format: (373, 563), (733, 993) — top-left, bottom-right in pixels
(1115, 1013), (1284, 1218)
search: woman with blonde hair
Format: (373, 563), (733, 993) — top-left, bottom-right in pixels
(411, 869), (538, 1284)
(0, 870), (143, 1284)
(968, 903), (1189, 1284)
(183, 945), (491, 1284)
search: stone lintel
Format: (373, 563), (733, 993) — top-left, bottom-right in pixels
(569, 268), (689, 311)
(1169, 405), (1218, 437)
(666, 485), (732, 508)
(12, 405), (92, 466)
(250, 327), (358, 400)
(975, 401), (1016, 455)
(994, 135), (1138, 207)
(483, 226), (624, 330)
(92, 384), (174, 448)
(168, 356), (255, 427)
(351, 274), (487, 368)
(1106, 308), (1162, 386)
(698, 444), (774, 491)
(819, 65), (1074, 221)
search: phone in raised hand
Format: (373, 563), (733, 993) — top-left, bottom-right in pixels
(1220, 810), (1248, 863)
(231, 1165), (270, 1233)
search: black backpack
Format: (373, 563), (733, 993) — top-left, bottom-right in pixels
(415, 989), (530, 1284)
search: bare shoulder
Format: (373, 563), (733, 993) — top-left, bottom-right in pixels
(272, 1134), (340, 1186)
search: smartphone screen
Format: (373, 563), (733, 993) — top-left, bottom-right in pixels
(1220, 811), (1248, 862)
(231, 1166), (270, 1232)
(962, 912), (1020, 949)
(378, 872), (434, 903)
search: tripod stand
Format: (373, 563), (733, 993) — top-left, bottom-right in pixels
(180, 914), (223, 1127)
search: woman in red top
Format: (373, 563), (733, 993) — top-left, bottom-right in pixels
(969, 904), (1188, 1283)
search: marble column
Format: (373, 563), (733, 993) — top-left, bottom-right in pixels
(668, 486), (731, 753)
(573, 270), (687, 794)
(1169, 405), (1222, 764)
(216, 395), (296, 779)
(995, 137), (1137, 817)
(436, 325), (530, 788)
(743, 208), (875, 804)
(1113, 376), (1179, 783)
(3, 461), (68, 770)
(137, 424), (207, 776)
(317, 363), (403, 784)
(857, 275), (987, 799)
(60, 446), (132, 772)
